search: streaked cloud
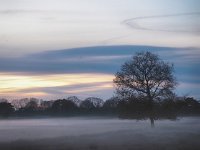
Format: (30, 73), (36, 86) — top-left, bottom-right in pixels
(177, 82), (200, 98)
(0, 73), (114, 99)
(0, 45), (199, 74)
(122, 12), (200, 34)
(0, 9), (45, 14)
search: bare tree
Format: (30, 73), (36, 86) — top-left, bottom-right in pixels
(114, 51), (176, 103)
(114, 51), (177, 126)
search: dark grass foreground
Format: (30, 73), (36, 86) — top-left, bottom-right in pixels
(0, 131), (200, 150)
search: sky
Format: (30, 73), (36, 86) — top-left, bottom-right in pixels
(0, 0), (200, 100)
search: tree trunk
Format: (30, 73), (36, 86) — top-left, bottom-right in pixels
(150, 117), (155, 128)
(146, 84), (153, 109)
(147, 88), (155, 128)
(147, 92), (153, 110)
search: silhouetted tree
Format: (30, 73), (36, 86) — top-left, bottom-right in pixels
(25, 100), (38, 112)
(114, 51), (176, 104)
(114, 51), (177, 126)
(80, 99), (96, 110)
(174, 97), (200, 114)
(51, 99), (77, 115)
(103, 97), (119, 114)
(0, 102), (14, 117)
(80, 98), (104, 109)
(103, 97), (119, 109)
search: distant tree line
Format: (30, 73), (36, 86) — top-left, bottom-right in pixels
(117, 96), (200, 120)
(0, 96), (199, 118)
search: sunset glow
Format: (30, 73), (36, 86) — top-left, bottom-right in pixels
(0, 73), (114, 99)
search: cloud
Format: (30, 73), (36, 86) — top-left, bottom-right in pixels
(0, 9), (44, 14)
(0, 73), (114, 99)
(176, 82), (200, 98)
(0, 45), (199, 74)
(0, 9), (79, 15)
(122, 12), (200, 34)
(15, 81), (113, 95)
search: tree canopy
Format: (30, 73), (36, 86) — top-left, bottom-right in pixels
(0, 102), (14, 116)
(114, 51), (177, 104)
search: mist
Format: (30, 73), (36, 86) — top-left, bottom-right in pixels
(0, 117), (200, 150)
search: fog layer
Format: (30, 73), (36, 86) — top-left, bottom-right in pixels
(0, 117), (200, 150)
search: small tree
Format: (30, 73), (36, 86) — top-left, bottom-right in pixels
(51, 99), (77, 115)
(114, 51), (176, 109)
(0, 102), (14, 117)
